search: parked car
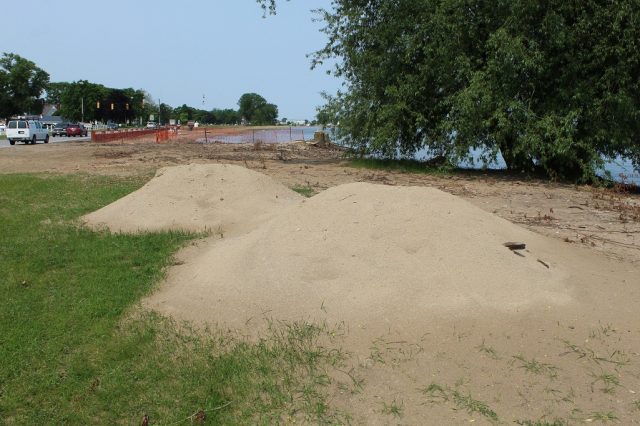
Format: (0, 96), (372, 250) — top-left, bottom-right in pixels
(106, 122), (118, 130)
(146, 121), (157, 128)
(66, 123), (88, 137)
(0, 123), (6, 133)
(6, 119), (49, 145)
(51, 123), (68, 137)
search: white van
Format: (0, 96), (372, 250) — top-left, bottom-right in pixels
(6, 120), (50, 145)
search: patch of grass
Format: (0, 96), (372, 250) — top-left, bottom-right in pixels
(476, 339), (501, 360)
(420, 383), (449, 402)
(561, 339), (631, 367)
(452, 390), (499, 422)
(587, 411), (618, 422)
(516, 420), (567, 426)
(420, 382), (498, 422)
(381, 399), (404, 418)
(0, 173), (350, 424)
(512, 354), (559, 379)
(632, 400), (640, 411)
(349, 157), (454, 175)
(590, 371), (621, 394)
(0, 133), (6, 140)
(589, 323), (617, 340)
(291, 185), (316, 197)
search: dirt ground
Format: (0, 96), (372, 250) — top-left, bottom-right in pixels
(2, 138), (640, 424)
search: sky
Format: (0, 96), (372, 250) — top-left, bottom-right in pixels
(1, 0), (341, 120)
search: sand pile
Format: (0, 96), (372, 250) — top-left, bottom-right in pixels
(146, 181), (573, 336)
(82, 163), (302, 234)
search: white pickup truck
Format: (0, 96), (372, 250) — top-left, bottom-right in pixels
(5, 119), (50, 145)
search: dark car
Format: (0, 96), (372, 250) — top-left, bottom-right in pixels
(52, 123), (68, 137)
(66, 124), (88, 137)
(106, 122), (118, 130)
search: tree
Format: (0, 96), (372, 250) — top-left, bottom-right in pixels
(57, 80), (107, 122)
(260, 0), (640, 182)
(45, 82), (71, 106)
(238, 93), (278, 125)
(0, 53), (49, 119)
(212, 108), (240, 125)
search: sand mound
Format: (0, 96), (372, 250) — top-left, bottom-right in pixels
(82, 163), (302, 234)
(146, 182), (573, 338)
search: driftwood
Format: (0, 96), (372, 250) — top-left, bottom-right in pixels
(503, 242), (526, 250)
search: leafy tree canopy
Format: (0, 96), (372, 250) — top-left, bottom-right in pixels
(260, 0), (640, 182)
(238, 93), (278, 125)
(0, 53), (49, 118)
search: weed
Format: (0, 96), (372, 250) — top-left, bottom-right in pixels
(590, 186), (640, 222)
(420, 383), (498, 422)
(587, 411), (618, 422)
(452, 390), (499, 422)
(516, 420), (567, 426)
(590, 371), (621, 394)
(632, 400), (640, 411)
(291, 185), (316, 197)
(561, 340), (630, 367)
(512, 354), (559, 379)
(420, 383), (449, 402)
(381, 399), (404, 418)
(589, 323), (617, 340)
(476, 339), (501, 360)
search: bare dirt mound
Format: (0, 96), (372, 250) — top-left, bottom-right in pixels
(82, 163), (302, 234)
(146, 182), (573, 340)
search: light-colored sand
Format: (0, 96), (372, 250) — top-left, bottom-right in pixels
(81, 163), (302, 235)
(79, 163), (640, 424)
(145, 181), (574, 340)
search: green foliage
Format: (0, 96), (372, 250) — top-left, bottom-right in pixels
(54, 80), (148, 123)
(238, 92), (279, 125)
(173, 104), (240, 125)
(0, 52), (50, 118)
(420, 382), (498, 422)
(277, 0), (640, 182)
(290, 185), (316, 197)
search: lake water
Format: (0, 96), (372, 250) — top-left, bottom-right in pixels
(317, 127), (640, 185)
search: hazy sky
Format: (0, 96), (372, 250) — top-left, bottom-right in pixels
(2, 0), (340, 120)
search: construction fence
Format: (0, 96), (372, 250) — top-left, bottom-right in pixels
(90, 126), (316, 145)
(91, 127), (178, 143)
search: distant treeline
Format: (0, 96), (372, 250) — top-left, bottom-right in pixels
(1, 52), (279, 126)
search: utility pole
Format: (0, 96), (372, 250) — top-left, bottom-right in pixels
(81, 97), (84, 123)
(158, 98), (161, 126)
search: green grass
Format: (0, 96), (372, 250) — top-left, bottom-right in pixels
(290, 185), (316, 197)
(451, 390), (498, 422)
(588, 411), (618, 422)
(0, 173), (349, 424)
(0, 133), (6, 140)
(420, 382), (498, 423)
(381, 399), (404, 418)
(349, 157), (454, 175)
(512, 354), (559, 379)
(590, 371), (621, 394)
(476, 340), (501, 360)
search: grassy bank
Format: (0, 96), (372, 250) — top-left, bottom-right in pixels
(349, 157), (454, 175)
(0, 174), (348, 424)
